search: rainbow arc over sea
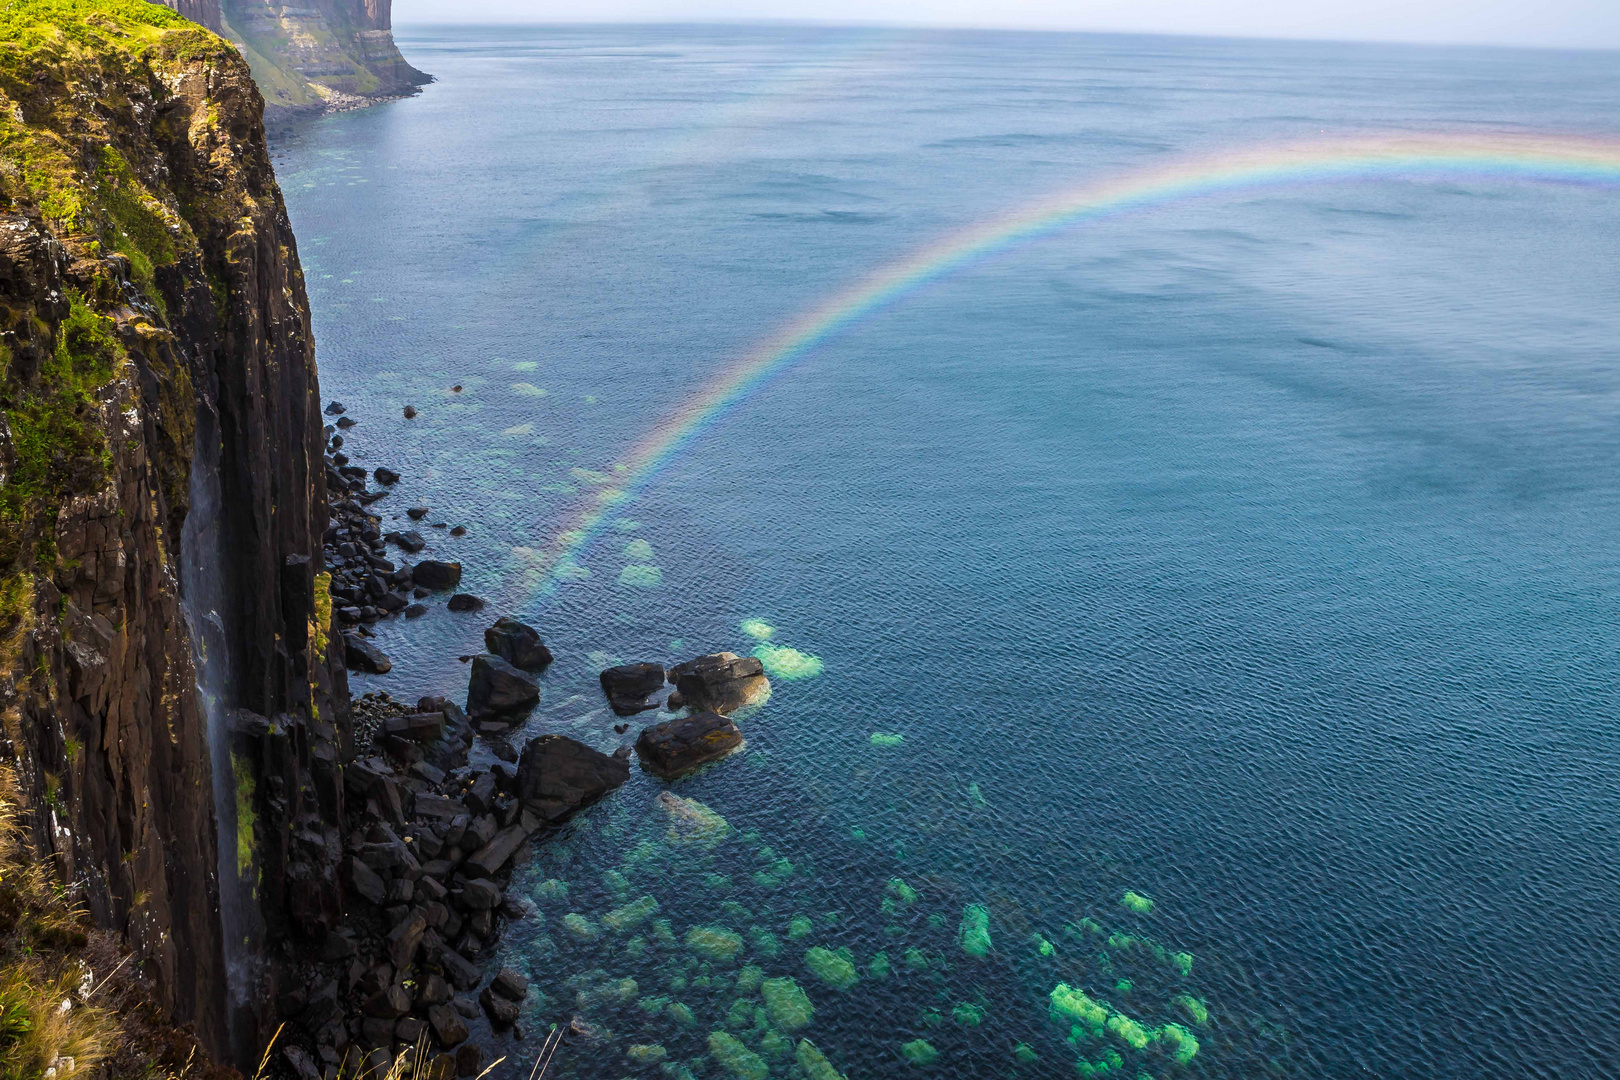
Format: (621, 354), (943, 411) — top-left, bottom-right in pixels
(503, 131), (1620, 607)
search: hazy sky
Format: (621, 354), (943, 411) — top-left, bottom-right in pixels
(393, 0), (1620, 50)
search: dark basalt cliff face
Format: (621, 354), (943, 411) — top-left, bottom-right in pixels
(0, 3), (349, 1063)
(161, 0), (431, 123)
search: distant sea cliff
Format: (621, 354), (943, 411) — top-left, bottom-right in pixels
(162, 0), (431, 124)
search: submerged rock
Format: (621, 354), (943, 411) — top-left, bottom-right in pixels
(466, 654), (539, 718)
(447, 593), (485, 612)
(634, 710), (743, 778)
(599, 662), (665, 715)
(669, 652), (770, 715)
(485, 616), (553, 670)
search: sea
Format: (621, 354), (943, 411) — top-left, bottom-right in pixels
(271, 25), (1620, 1080)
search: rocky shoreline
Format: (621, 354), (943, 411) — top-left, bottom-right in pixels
(264, 403), (774, 1079)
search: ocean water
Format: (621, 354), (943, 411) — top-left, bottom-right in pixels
(273, 26), (1620, 1079)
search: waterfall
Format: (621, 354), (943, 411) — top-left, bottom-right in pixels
(179, 412), (259, 1068)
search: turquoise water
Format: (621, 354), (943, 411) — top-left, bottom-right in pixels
(275, 26), (1620, 1078)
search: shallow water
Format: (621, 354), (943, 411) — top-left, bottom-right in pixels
(274, 25), (1620, 1079)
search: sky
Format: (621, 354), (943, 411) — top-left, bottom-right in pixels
(392, 0), (1620, 50)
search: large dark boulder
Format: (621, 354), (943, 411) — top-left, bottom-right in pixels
(466, 654), (539, 719)
(515, 735), (630, 823)
(413, 560), (463, 590)
(485, 617), (553, 671)
(600, 662), (665, 716)
(669, 652), (769, 715)
(343, 635), (392, 674)
(634, 711), (743, 778)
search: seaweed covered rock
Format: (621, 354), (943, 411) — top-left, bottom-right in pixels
(485, 616), (553, 670)
(515, 735), (631, 823)
(669, 653), (770, 715)
(634, 710), (743, 778)
(600, 661), (665, 715)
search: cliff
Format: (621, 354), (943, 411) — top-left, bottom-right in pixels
(211, 0), (429, 124)
(0, 0), (348, 1066)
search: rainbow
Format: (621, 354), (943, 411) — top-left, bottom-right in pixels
(504, 131), (1620, 604)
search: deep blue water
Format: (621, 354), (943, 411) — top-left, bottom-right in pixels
(274, 25), (1620, 1080)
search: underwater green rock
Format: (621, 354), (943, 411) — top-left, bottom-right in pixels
(619, 564), (664, 587)
(753, 643), (824, 680)
(1049, 984), (1107, 1033)
(535, 879), (569, 901)
(1172, 994), (1209, 1025)
(1032, 933), (1055, 957)
(805, 947), (859, 991)
(725, 998), (756, 1030)
(759, 1030), (792, 1061)
(748, 926), (782, 959)
(562, 913), (600, 941)
(868, 952), (891, 979)
(952, 1002), (984, 1026)
(795, 1040), (848, 1080)
(687, 925), (745, 962)
(740, 619), (776, 640)
(603, 869), (629, 897)
(628, 1045), (668, 1064)
(709, 1031), (769, 1080)
(1106, 1012), (1151, 1050)
(900, 1040), (939, 1066)
(1012, 1043), (1039, 1065)
(870, 733), (904, 747)
(884, 877), (918, 905)
(904, 947), (929, 971)
(605, 895), (661, 932)
(667, 1001), (696, 1027)
(1159, 1022), (1200, 1064)
(761, 977), (814, 1030)
(788, 915), (814, 940)
(960, 904), (991, 958)
(1120, 891), (1154, 915)
(736, 965), (764, 994)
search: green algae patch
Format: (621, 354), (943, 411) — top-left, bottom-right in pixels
(1074, 1048), (1123, 1077)
(753, 642), (823, 680)
(604, 895), (660, 932)
(637, 994), (671, 1015)
(627, 1044), (668, 1064)
(603, 868), (629, 897)
(736, 965), (764, 994)
(884, 877), (918, 905)
(959, 904), (991, 958)
(659, 793), (732, 847)
(904, 947), (929, 971)
(1049, 985), (1107, 1033)
(1159, 1022), (1199, 1064)
(562, 913), (599, 941)
(761, 976), (814, 1030)
(625, 538), (655, 560)
(788, 915), (814, 940)
(666, 1001), (696, 1027)
(760, 1029), (792, 1061)
(740, 619), (776, 640)
(724, 997), (755, 1030)
(966, 782), (988, 808)
(952, 1001), (984, 1026)
(1171, 951), (1194, 976)
(534, 878), (569, 901)
(709, 1031), (768, 1080)
(805, 947), (859, 991)
(1120, 891), (1154, 915)
(686, 925), (745, 962)
(1105, 1012), (1151, 1050)
(1172, 994), (1209, 1025)
(900, 1040), (938, 1067)
(795, 1040), (847, 1080)
(1033, 933), (1055, 957)
(870, 733), (904, 747)
(748, 926), (781, 959)
(619, 563), (664, 587)
(868, 951), (891, 979)
(1012, 1043), (1039, 1066)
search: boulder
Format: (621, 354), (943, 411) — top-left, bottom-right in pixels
(363, 984), (411, 1020)
(325, 401), (346, 415)
(669, 653), (769, 715)
(466, 654), (539, 719)
(386, 530), (426, 553)
(427, 1002), (469, 1047)
(599, 662), (665, 716)
(491, 968), (529, 1002)
(481, 986), (520, 1027)
(441, 949), (482, 991)
(447, 593), (485, 612)
(413, 560), (463, 590)
(408, 506), (430, 520)
(404, 603), (429, 619)
(374, 467), (401, 485)
(515, 735), (631, 824)
(465, 824), (528, 878)
(343, 635), (392, 674)
(634, 711), (744, 778)
(383, 712), (445, 742)
(484, 617), (553, 671)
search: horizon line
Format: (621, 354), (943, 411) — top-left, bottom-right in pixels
(388, 17), (1620, 56)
